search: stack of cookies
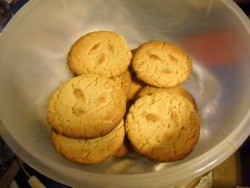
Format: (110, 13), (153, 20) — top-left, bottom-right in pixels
(126, 41), (200, 162)
(47, 31), (200, 165)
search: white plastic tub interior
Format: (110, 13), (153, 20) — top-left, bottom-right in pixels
(0, 0), (250, 187)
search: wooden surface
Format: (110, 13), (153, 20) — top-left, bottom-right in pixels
(213, 153), (240, 187)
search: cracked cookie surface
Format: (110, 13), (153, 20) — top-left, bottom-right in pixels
(68, 31), (132, 78)
(132, 41), (192, 88)
(136, 85), (197, 110)
(127, 65), (146, 101)
(47, 74), (126, 139)
(112, 69), (132, 98)
(51, 120), (125, 165)
(125, 92), (200, 162)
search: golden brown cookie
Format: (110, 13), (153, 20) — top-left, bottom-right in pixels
(112, 69), (132, 98)
(127, 66), (146, 101)
(68, 31), (132, 78)
(132, 41), (192, 88)
(47, 74), (126, 139)
(51, 120), (125, 165)
(136, 85), (197, 110)
(125, 92), (200, 162)
(114, 137), (130, 157)
(127, 80), (145, 101)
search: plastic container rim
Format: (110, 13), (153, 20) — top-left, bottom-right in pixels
(0, 0), (250, 187)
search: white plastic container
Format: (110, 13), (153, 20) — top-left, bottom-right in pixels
(0, 0), (250, 187)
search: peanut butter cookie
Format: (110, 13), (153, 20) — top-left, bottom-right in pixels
(51, 120), (125, 165)
(127, 65), (146, 101)
(125, 92), (200, 162)
(132, 41), (192, 88)
(68, 31), (132, 78)
(112, 69), (132, 98)
(47, 74), (126, 139)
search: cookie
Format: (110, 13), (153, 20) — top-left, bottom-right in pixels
(132, 41), (192, 88)
(127, 66), (146, 101)
(136, 85), (197, 110)
(114, 138), (130, 157)
(68, 31), (132, 78)
(47, 74), (126, 139)
(112, 69), (132, 98)
(51, 120), (125, 165)
(125, 92), (200, 162)
(127, 79), (145, 101)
